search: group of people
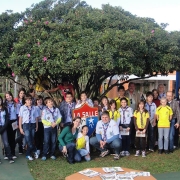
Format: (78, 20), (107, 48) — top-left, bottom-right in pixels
(0, 81), (180, 165)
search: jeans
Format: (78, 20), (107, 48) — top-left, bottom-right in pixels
(23, 123), (36, 156)
(148, 123), (155, 149)
(78, 149), (91, 161)
(1, 129), (12, 160)
(90, 137), (122, 154)
(59, 143), (81, 163)
(121, 135), (131, 151)
(158, 128), (170, 150)
(169, 119), (175, 151)
(7, 120), (17, 156)
(42, 127), (57, 157)
(35, 122), (44, 151)
(15, 128), (24, 152)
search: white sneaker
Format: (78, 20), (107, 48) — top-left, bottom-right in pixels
(37, 150), (40, 155)
(135, 150), (140, 157)
(12, 156), (17, 159)
(34, 152), (39, 159)
(125, 151), (130, 156)
(4, 156), (8, 160)
(120, 151), (125, 156)
(142, 151), (146, 157)
(26, 156), (33, 161)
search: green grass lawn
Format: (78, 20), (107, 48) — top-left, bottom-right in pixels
(28, 149), (180, 180)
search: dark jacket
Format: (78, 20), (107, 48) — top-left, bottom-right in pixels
(0, 107), (9, 134)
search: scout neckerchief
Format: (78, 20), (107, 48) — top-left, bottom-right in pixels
(7, 102), (14, 119)
(18, 99), (23, 106)
(26, 106), (32, 123)
(158, 92), (165, 99)
(102, 122), (110, 141)
(121, 106), (129, 124)
(146, 103), (152, 118)
(0, 108), (2, 126)
(111, 110), (115, 119)
(47, 107), (56, 121)
(140, 110), (144, 128)
(38, 105), (44, 111)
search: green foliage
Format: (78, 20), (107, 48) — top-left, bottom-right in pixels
(0, 0), (180, 96)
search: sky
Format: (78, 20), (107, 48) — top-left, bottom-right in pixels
(0, 0), (180, 31)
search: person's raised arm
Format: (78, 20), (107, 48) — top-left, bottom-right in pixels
(46, 87), (59, 93)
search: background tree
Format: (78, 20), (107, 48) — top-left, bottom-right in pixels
(1, 0), (179, 98)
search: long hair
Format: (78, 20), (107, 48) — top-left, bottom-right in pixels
(100, 96), (110, 109)
(109, 99), (117, 110)
(18, 88), (26, 105)
(35, 95), (45, 106)
(136, 100), (148, 113)
(4, 91), (16, 107)
(0, 95), (6, 111)
(69, 117), (81, 129)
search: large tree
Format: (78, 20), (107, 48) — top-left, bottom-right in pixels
(2, 0), (180, 97)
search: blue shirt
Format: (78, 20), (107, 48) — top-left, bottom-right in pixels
(36, 105), (46, 122)
(16, 99), (23, 115)
(0, 109), (6, 126)
(7, 102), (17, 120)
(19, 105), (39, 124)
(145, 102), (156, 121)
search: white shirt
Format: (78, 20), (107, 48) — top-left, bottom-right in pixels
(145, 102), (156, 121)
(118, 106), (133, 125)
(96, 119), (120, 140)
(77, 132), (90, 152)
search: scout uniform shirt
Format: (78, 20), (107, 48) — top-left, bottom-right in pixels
(36, 105), (46, 122)
(41, 107), (62, 128)
(145, 102), (156, 124)
(118, 106), (133, 128)
(7, 102), (17, 120)
(156, 105), (173, 128)
(114, 97), (130, 109)
(107, 110), (120, 123)
(0, 109), (6, 126)
(96, 119), (120, 141)
(134, 110), (149, 129)
(19, 105), (39, 124)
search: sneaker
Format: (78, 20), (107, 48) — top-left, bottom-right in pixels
(164, 150), (169, 154)
(4, 156), (8, 160)
(100, 150), (109, 157)
(19, 152), (23, 155)
(142, 151), (146, 157)
(173, 146), (176, 149)
(34, 152), (39, 159)
(114, 154), (120, 160)
(120, 151), (125, 156)
(37, 150), (40, 155)
(9, 159), (15, 164)
(135, 150), (140, 157)
(158, 149), (163, 154)
(50, 156), (56, 160)
(12, 156), (17, 159)
(125, 151), (130, 156)
(26, 156), (33, 161)
(41, 156), (46, 161)
(149, 148), (154, 152)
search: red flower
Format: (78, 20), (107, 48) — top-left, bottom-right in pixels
(27, 54), (31, 57)
(43, 57), (47, 61)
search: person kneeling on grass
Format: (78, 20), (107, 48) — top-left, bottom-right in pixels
(41, 97), (62, 161)
(90, 111), (122, 160)
(58, 117), (82, 164)
(76, 125), (91, 161)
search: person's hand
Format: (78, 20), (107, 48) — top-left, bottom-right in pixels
(142, 129), (146, 134)
(153, 122), (156, 127)
(20, 128), (25, 135)
(100, 140), (104, 149)
(35, 126), (38, 132)
(101, 141), (106, 149)
(136, 130), (140, 134)
(62, 146), (67, 154)
(51, 122), (57, 128)
(126, 127), (130, 131)
(174, 123), (179, 129)
(60, 123), (64, 128)
(120, 126), (123, 131)
(44, 90), (49, 93)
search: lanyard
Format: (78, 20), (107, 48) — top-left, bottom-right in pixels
(102, 123), (109, 141)
(140, 111), (144, 128)
(47, 107), (55, 121)
(121, 106), (129, 124)
(111, 111), (115, 119)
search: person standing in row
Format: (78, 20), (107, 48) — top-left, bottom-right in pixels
(157, 84), (166, 100)
(19, 94), (39, 160)
(59, 92), (76, 128)
(156, 97), (173, 154)
(4, 91), (17, 159)
(0, 96), (14, 164)
(152, 89), (160, 107)
(166, 91), (180, 153)
(41, 97), (62, 160)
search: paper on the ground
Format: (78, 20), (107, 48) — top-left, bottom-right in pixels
(102, 167), (124, 173)
(120, 129), (130, 136)
(100, 173), (117, 180)
(125, 171), (150, 177)
(79, 169), (100, 177)
(12, 121), (18, 130)
(116, 174), (134, 180)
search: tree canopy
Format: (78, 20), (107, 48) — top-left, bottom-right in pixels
(1, 0), (180, 97)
